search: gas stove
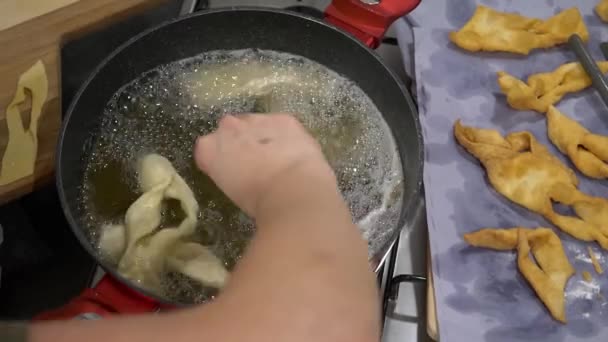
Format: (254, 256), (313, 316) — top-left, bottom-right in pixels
(0, 1), (429, 340)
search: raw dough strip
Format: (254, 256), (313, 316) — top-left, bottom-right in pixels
(117, 154), (197, 286)
(454, 121), (608, 249)
(449, 6), (588, 55)
(166, 242), (229, 289)
(497, 62), (608, 113)
(1, 60), (48, 185)
(464, 227), (574, 323)
(99, 154), (228, 291)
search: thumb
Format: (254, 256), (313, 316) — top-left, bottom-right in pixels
(194, 134), (217, 175)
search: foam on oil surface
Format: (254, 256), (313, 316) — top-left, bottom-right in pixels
(79, 49), (404, 304)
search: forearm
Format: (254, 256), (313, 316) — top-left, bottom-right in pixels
(29, 170), (378, 342)
(28, 306), (221, 342)
(215, 177), (380, 342)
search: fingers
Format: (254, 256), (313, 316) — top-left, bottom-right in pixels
(194, 134), (216, 174)
(239, 112), (297, 124)
(195, 113), (307, 174)
(217, 115), (244, 136)
(196, 115), (245, 173)
(236, 113), (301, 141)
(234, 113), (260, 123)
(194, 115), (253, 174)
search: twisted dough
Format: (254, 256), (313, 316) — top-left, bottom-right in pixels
(496, 66), (608, 179)
(99, 154), (228, 292)
(454, 121), (608, 249)
(1, 60), (48, 185)
(497, 62), (608, 113)
(464, 227), (574, 323)
(546, 106), (608, 179)
(449, 6), (588, 55)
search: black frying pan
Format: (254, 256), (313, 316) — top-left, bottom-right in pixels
(46, 4), (423, 315)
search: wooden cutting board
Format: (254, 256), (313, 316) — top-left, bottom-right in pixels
(0, 0), (169, 204)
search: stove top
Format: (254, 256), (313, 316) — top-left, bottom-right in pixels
(0, 185), (94, 320)
(0, 0), (184, 320)
(0, 4), (427, 340)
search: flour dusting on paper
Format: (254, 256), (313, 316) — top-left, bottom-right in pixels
(412, 0), (608, 340)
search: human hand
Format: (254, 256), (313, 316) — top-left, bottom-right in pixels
(194, 113), (337, 219)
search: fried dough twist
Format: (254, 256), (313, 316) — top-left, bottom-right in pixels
(545, 106), (608, 179)
(449, 6), (588, 55)
(464, 227), (574, 323)
(497, 62), (608, 113)
(496, 66), (608, 179)
(454, 121), (608, 248)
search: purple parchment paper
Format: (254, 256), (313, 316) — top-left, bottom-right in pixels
(407, 1), (608, 341)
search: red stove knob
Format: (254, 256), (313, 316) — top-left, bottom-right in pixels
(34, 275), (162, 321)
(325, 0), (421, 48)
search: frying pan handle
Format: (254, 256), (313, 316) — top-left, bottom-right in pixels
(324, 0), (421, 48)
(34, 275), (161, 320)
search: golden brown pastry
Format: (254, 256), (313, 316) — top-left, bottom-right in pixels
(464, 227), (574, 323)
(497, 62), (608, 113)
(582, 270), (593, 282)
(588, 246), (604, 274)
(546, 106), (608, 179)
(496, 66), (608, 179)
(597, 0), (608, 22)
(454, 121), (608, 248)
(449, 6), (588, 55)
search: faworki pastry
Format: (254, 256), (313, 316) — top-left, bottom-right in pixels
(497, 67), (608, 179)
(454, 121), (608, 249)
(464, 227), (574, 323)
(449, 6), (588, 55)
(497, 62), (608, 113)
(545, 106), (608, 179)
